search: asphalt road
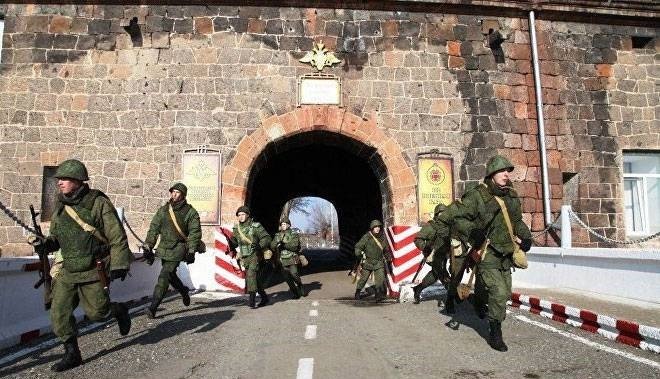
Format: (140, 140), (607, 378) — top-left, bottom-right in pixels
(1, 251), (659, 378)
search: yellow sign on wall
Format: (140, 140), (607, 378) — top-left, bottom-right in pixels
(417, 157), (454, 222)
(182, 152), (221, 224)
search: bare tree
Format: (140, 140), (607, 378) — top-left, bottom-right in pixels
(280, 197), (312, 220)
(308, 202), (338, 242)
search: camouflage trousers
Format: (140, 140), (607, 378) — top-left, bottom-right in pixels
(281, 263), (303, 296)
(152, 259), (187, 302)
(418, 255), (449, 290)
(51, 274), (110, 343)
(241, 254), (266, 293)
(356, 266), (385, 292)
(474, 267), (512, 322)
(446, 255), (467, 299)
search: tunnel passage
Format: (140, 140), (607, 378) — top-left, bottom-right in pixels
(245, 131), (392, 262)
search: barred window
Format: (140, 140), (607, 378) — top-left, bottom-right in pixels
(623, 153), (660, 236)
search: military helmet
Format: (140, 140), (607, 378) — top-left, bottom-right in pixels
(369, 219), (383, 229)
(169, 182), (187, 197)
(54, 159), (89, 181)
(236, 205), (250, 216)
(280, 217), (291, 225)
(434, 203), (447, 216)
(485, 155), (514, 177)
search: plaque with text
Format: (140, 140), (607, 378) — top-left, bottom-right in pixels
(417, 156), (454, 223)
(297, 74), (342, 106)
(182, 151), (221, 224)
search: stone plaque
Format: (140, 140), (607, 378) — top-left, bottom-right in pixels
(297, 74), (342, 106)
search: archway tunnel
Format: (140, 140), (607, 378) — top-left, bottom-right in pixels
(245, 131), (392, 270)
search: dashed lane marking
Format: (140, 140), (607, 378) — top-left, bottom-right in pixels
(304, 325), (317, 340)
(296, 358), (314, 379)
(312, 301), (319, 307)
(515, 314), (660, 370)
(309, 309), (318, 317)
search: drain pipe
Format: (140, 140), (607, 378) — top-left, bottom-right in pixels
(528, 10), (553, 227)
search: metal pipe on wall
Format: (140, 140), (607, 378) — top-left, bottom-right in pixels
(528, 10), (553, 227)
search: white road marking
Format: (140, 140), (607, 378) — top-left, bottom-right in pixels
(304, 325), (317, 340)
(515, 314), (660, 370)
(296, 358), (314, 379)
(311, 301), (319, 307)
(309, 309), (318, 317)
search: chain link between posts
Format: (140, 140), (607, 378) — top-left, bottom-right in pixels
(568, 208), (660, 245)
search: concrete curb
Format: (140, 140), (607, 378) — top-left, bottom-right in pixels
(508, 292), (660, 354)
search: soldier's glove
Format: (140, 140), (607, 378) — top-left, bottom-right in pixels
(519, 238), (532, 252)
(277, 241), (285, 249)
(469, 229), (487, 248)
(27, 235), (44, 247)
(110, 269), (128, 281)
(422, 245), (433, 257)
(141, 246), (156, 265)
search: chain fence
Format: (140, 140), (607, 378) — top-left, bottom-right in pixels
(568, 208), (660, 245)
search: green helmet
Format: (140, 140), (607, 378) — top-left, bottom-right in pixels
(54, 159), (89, 181)
(236, 205), (250, 216)
(280, 217), (291, 225)
(485, 155), (514, 177)
(369, 220), (383, 229)
(434, 203), (447, 217)
(169, 182), (187, 197)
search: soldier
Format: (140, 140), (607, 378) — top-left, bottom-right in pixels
(411, 203), (451, 305)
(27, 159), (132, 372)
(143, 183), (202, 318)
(227, 206), (272, 308)
(271, 218), (305, 299)
(437, 155), (532, 351)
(354, 220), (392, 302)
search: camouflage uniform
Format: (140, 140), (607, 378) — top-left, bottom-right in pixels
(412, 204), (450, 304)
(354, 220), (392, 301)
(271, 218), (305, 298)
(228, 206), (272, 308)
(437, 155), (532, 351)
(144, 183), (202, 318)
(36, 159), (132, 371)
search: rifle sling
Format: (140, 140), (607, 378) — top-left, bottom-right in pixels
(168, 204), (188, 241)
(64, 205), (109, 245)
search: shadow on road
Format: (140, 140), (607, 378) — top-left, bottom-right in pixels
(444, 296), (489, 340)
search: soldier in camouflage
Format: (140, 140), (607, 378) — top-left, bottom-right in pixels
(28, 159), (132, 372)
(354, 220), (393, 302)
(143, 183), (202, 318)
(412, 203), (450, 305)
(227, 206), (272, 308)
(271, 218), (305, 299)
(436, 155), (532, 351)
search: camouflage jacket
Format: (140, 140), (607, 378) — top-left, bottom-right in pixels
(271, 229), (301, 266)
(145, 200), (202, 262)
(355, 231), (392, 270)
(229, 219), (271, 259)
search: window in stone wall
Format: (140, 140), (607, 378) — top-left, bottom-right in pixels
(623, 152), (660, 236)
(40, 166), (59, 222)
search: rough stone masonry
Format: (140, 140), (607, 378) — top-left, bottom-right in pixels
(0, 1), (657, 256)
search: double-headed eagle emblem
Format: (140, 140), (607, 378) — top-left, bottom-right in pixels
(299, 42), (341, 71)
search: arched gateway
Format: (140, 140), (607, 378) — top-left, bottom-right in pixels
(220, 106), (418, 243)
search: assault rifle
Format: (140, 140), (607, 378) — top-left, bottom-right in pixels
(348, 258), (361, 284)
(30, 205), (52, 310)
(220, 228), (243, 272)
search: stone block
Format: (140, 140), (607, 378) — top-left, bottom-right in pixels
(174, 19), (193, 34)
(229, 18), (248, 33)
(195, 17), (214, 34)
(53, 34), (78, 49)
(50, 16), (72, 33)
(26, 15), (50, 33)
(88, 19), (111, 35)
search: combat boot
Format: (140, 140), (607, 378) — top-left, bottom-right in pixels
(488, 320), (508, 352)
(290, 288), (301, 299)
(51, 338), (82, 372)
(180, 286), (191, 306)
(257, 290), (269, 307)
(412, 285), (422, 304)
(375, 288), (386, 302)
(354, 289), (361, 300)
(445, 294), (456, 314)
(248, 292), (257, 309)
(110, 302), (131, 336)
(147, 297), (161, 319)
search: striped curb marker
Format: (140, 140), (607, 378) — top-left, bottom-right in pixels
(509, 292), (660, 354)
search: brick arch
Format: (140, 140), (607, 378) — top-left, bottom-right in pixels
(220, 106), (417, 225)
